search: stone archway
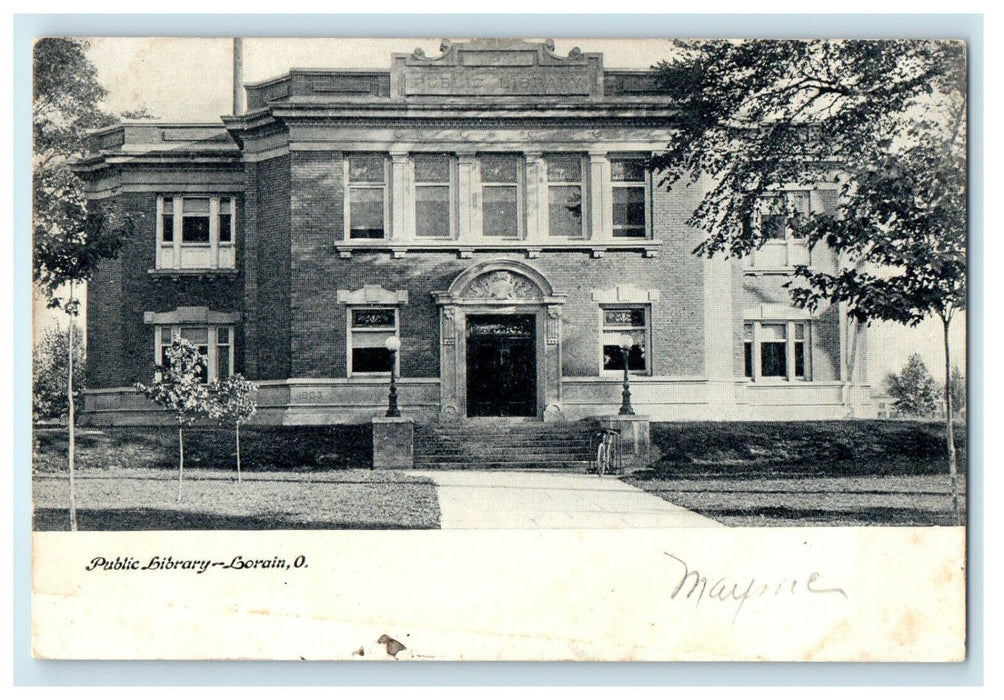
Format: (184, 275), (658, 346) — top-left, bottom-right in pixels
(433, 261), (567, 420)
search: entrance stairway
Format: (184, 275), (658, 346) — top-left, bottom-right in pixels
(413, 420), (597, 471)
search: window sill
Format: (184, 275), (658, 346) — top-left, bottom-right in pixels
(148, 268), (238, 278)
(742, 267), (807, 276)
(334, 239), (662, 259)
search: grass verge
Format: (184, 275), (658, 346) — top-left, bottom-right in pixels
(32, 426), (439, 530)
(626, 420), (967, 527)
(33, 469), (440, 530)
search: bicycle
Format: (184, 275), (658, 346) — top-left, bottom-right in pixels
(595, 429), (620, 477)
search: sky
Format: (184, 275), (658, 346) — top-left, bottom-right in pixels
(36, 37), (967, 387)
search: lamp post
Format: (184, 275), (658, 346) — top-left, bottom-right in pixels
(384, 336), (401, 417)
(618, 333), (635, 416)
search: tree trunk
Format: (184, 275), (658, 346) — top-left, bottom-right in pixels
(236, 422), (242, 484)
(177, 425), (184, 503)
(943, 316), (960, 526)
(67, 284), (77, 532)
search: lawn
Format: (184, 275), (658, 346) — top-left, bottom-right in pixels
(32, 426), (439, 530)
(33, 469), (440, 530)
(626, 420), (968, 527)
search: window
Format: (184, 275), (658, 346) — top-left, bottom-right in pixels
(748, 188), (837, 268)
(414, 154), (452, 238)
(155, 325), (233, 382)
(347, 155), (387, 239)
(157, 195), (236, 269)
(760, 190), (810, 241)
(611, 157), (648, 238)
(480, 154), (521, 238)
(744, 321), (808, 381)
(348, 308), (399, 375)
(182, 198), (211, 243)
(545, 154), (583, 238)
(601, 306), (649, 374)
(218, 197), (233, 243)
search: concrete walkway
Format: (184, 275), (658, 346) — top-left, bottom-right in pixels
(410, 470), (722, 529)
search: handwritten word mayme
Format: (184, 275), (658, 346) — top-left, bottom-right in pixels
(665, 552), (847, 624)
(85, 555), (308, 574)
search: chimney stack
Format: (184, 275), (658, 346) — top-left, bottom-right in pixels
(232, 38), (244, 115)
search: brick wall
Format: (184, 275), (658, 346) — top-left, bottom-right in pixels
(282, 154), (708, 379)
(86, 190), (245, 387)
(250, 155), (292, 380)
(86, 254), (123, 388)
(290, 150), (345, 378)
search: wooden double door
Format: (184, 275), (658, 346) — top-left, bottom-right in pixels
(465, 314), (537, 417)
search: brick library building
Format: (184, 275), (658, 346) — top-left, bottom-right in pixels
(75, 39), (875, 428)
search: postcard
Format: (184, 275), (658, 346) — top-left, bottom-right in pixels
(30, 36), (968, 662)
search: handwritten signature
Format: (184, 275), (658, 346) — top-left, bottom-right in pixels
(665, 552), (847, 624)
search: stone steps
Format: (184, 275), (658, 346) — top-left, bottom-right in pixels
(414, 420), (598, 471)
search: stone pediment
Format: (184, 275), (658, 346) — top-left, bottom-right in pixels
(391, 38), (603, 98)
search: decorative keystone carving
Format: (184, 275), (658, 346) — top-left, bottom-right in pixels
(463, 271), (542, 300)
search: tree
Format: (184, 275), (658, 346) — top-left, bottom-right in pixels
(884, 354), (939, 418)
(208, 375), (258, 483)
(135, 339), (214, 502)
(33, 324), (86, 423)
(652, 39), (966, 523)
(33, 38), (134, 531)
(949, 365), (966, 420)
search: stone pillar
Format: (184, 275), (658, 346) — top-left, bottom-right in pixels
(703, 222), (737, 419)
(438, 305), (462, 421)
(372, 416), (414, 469)
(598, 415), (652, 469)
(543, 305), (563, 421)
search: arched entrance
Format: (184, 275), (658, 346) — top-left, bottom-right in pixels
(433, 260), (567, 420)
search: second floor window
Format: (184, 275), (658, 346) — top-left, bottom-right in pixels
(611, 157), (648, 238)
(747, 189), (833, 269)
(480, 154), (521, 238)
(157, 195), (235, 270)
(347, 155), (387, 239)
(414, 154), (452, 238)
(761, 190), (810, 241)
(545, 155), (584, 238)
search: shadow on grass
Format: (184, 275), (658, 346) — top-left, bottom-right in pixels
(33, 508), (433, 531)
(657, 487), (960, 497)
(33, 474), (431, 487)
(694, 505), (965, 527)
(633, 458), (968, 480)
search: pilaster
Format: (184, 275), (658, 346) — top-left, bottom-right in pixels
(704, 254), (736, 417)
(524, 150), (546, 245)
(390, 149), (412, 242)
(587, 149), (611, 242)
(457, 152), (479, 240)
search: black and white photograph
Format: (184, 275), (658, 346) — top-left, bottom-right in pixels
(28, 33), (971, 662)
